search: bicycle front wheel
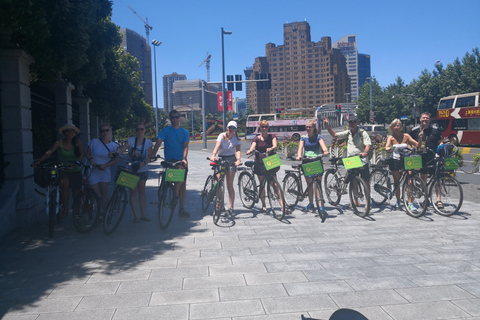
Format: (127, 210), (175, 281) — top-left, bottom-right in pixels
(213, 179), (225, 225)
(402, 175), (428, 218)
(48, 188), (57, 238)
(238, 171), (257, 209)
(370, 169), (390, 206)
(268, 178), (286, 221)
(201, 175), (214, 213)
(73, 188), (100, 233)
(103, 187), (127, 235)
(324, 169), (341, 206)
(313, 179), (326, 222)
(158, 182), (175, 229)
(430, 176), (463, 216)
(282, 173), (300, 208)
(349, 176), (371, 217)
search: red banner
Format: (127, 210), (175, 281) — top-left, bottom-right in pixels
(217, 91), (233, 111)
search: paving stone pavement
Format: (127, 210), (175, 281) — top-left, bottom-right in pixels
(1, 149), (479, 320)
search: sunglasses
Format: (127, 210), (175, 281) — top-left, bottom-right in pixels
(136, 128), (145, 131)
(100, 129), (110, 133)
(228, 126), (236, 130)
(63, 129), (75, 133)
(170, 116), (180, 119)
(306, 126), (312, 129)
(348, 120), (357, 123)
(260, 126), (268, 129)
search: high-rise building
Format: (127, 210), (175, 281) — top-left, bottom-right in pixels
(243, 67), (253, 109)
(120, 28), (153, 106)
(163, 72), (186, 113)
(332, 35), (371, 101)
(248, 21), (350, 117)
(171, 79), (221, 116)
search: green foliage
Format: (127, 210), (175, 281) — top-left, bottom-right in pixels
(472, 153), (480, 173)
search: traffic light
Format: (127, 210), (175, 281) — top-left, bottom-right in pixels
(235, 75), (242, 91)
(335, 105), (338, 112)
(338, 105), (341, 113)
(227, 75), (234, 91)
(277, 108), (282, 114)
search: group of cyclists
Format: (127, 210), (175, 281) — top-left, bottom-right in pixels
(34, 108), (452, 227)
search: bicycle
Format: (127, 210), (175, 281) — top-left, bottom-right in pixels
(424, 147), (463, 216)
(282, 155), (327, 222)
(156, 156), (184, 229)
(33, 161), (69, 238)
(237, 150), (286, 220)
(72, 161), (101, 233)
(323, 156), (371, 217)
(369, 149), (429, 218)
(103, 154), (142, 235)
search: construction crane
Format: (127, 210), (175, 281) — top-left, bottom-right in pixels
(128, 5), (153, 47)
(199, 52), (212, 83)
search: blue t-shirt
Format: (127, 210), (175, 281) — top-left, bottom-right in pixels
(157, 126), (189, 161)
(301, 134), (324, 157)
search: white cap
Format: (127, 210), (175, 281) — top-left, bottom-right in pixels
(227, 121), (237, 128)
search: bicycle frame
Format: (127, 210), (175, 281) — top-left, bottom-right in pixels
(284, 157), (323, 202)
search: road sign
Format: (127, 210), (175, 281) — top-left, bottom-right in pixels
(233, 113), (238, 120)
(400, 116), (408, 120)
(369, 111), (374, 116)
(370, 117), (375, 123)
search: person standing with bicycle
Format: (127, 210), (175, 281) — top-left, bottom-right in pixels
(152, 110), (190, 218)
(117, 122), (153, 223)
(246, 120), (277, 213)
(296, 119), (329, 212)
(385, 119), (419, 210)
(85, 123), (119, 212)
(33, 123), (85, 219)
(210, 121), (242, 215)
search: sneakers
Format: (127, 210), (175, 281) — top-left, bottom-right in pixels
(394, 201), (401, 210)
(304, 203), (314, 212)
(228, 208), (234, 216)
(408, 203), (418, 213)
(179, 208), (190, 218)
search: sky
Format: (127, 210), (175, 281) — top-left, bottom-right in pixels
(111, 0), (480, 108)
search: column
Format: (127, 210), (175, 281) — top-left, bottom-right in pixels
(73, 96), (91, 149)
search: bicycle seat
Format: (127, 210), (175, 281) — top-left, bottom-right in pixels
(292, 163), (302, 169)
(244, 160), (255, 168)
(329, 157), (342, 164)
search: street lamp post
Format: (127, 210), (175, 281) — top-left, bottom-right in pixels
(151, 40), (162, 137)
(345, 92), (350, 119)
(366, 76), (375, 123)
(221, 27), (232, 131)
(190, 97), (194, 140)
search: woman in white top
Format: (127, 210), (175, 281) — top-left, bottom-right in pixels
(86, 124), (119, 211)
(385, 119), (418, 210)
(210, 121), (242, 215)
(117, 123), (154, 222)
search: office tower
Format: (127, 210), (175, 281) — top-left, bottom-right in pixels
(120, 28), (153, 106)
(333, 35), (371, 101)
(170, 79), (221, 116)
(248, 21), (350, 117)
(163, 72), (187, 113)
(243, 67), (253, 109)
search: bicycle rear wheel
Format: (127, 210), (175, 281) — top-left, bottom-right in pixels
(349, 176), (371, 217)
(282, 173), (300, 208)
(103, 187), (127, 235)
(402, 175), (428, 218)
(430, 176), (463, 216)
(48, 189), (57, 238)
(268, 178), (286, 221)
(73, 188), (100, 233)
(238, 171), (257, 209)
(370, 169), (390, 206)
(313, 179), (326, 222)
(158, 182), (175, 229)
(324, 169), (341, 206)
(213, 179), (225, 225)
(201, 175), (214, 213)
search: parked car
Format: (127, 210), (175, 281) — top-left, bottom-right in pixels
(361, 124), (387, 137)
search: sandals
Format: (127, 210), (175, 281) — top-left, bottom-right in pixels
(141, 217), (151, 222)
(436, 201), (445, 209)
(59, 211), (69, 219)
(261, 206), (267, 213)
(133, 218), (141, 223)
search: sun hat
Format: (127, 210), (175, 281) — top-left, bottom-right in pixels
(58, 123), (80, 135)
(227, 121), (237, 129)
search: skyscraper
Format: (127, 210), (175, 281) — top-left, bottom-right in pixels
(163, 72), (186, 113)
(333, 35), (371, 101)
(120, 28), (153, 106)
(248, 21), (350, 117)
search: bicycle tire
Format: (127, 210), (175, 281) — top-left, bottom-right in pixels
(201, 175), (214, 212)
(430, 176), (463, 217)
(48, 189), (57, 238)
(213, 179), (225, 225)
(238, 171), (257, 209)
(324, 169), (341, 206)
(268, 178), (286, 221)
(313, 179), (326, 222)
(158, 182), (175, 229)
(370, 169), (390, 206)
(72, 188), (100, 234)
(402, 175), (428, 218)
(103, 187), (127, 235)
(349, 176), (371, 217)
(282, 173), (300, 208)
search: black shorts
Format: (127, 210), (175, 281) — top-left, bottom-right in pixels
(389, 159), (404, 172)
(355, 164), (370, 181)
(137, 171), (148, 181)
(419, 152), (435, 175)
(61, 171), (82, 189)
(219, 155), (237, 172)
(253, 160), (280, 176)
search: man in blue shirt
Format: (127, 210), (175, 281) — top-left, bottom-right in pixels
(152, 110), (190, 218)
